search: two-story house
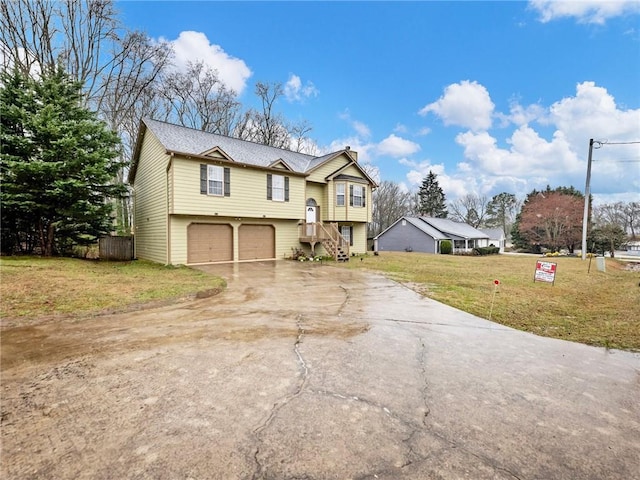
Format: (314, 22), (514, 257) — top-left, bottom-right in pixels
(128, 118), (376, 265)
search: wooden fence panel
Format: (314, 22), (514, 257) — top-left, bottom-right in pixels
(99, 236), (134, 261)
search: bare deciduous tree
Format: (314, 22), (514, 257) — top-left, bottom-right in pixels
(290, 119), (314, 153)
(1, 0), (124, 105)
(448, 193), (489, 228)
(156, 62), (240, 136)
(235, 82), (291, 149)
(1, 0), (179, 233)
(370, 181), (412, 237)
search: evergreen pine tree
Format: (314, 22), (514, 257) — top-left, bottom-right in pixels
(0, 66), (124, 256)
(418, 170), (447, 218)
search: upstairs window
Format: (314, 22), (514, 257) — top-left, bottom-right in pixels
(208, 165), (224, 196)
(350, 185), (366, 207)
(336, 183), (345, 206)
(267, 174), (289, 202)
(200, 164), (230, 197)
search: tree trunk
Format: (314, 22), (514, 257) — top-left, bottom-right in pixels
(40, 222), (55, 256)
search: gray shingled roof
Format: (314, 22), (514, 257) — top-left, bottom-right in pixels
(420, 217), (490, 239)
(404, 217), (449, 240)
(143, 118), (319, 174)
(480, 228), (505, 239)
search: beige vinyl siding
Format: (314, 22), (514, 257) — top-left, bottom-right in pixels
(351, 223), (368, 254)
(169, 216), (301, 265)
(340, 164), (365, 177)
(329, 183), (370, 223)
(306, 154), (350, 183)
(132, 131), (169, 264)
(304, 183), (326, 219)
(347, 183), (370, 223)
(171, 157), (305, 219)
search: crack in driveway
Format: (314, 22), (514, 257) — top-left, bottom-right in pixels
(251, 315), (311, 480)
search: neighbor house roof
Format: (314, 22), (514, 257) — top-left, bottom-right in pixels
(404, 217), (449, 240)
(129, 118), (377, 186)
(374, 216), (450, 240)
(420, 217), (490, 240)
(480, 228), (505, 239)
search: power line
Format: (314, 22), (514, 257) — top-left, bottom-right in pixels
(600, 140), (640, 145)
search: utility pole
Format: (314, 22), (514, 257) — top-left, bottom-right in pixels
(581, 139), (594, 260)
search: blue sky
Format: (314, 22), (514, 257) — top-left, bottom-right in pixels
(117, 1), (640, 204)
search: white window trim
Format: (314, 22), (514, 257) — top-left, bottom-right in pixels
(272, 174), (285, 202)
(341, 225), (351, 244)
(208, 165), (224, 196)
(353, 185), (364, 207)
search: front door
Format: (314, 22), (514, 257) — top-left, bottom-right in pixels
(305, 206), (317, 236)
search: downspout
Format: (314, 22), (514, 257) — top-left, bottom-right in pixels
(166, 152), (174, 265)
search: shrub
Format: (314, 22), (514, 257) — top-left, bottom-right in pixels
(440, 240), (452, 254)
(473, 246), (500, 256)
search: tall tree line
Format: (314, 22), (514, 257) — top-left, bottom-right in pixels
(1, 0), (316, 235)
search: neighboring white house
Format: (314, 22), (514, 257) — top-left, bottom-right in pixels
(480, 228), (506, 253)
(374, 217), (491, 254)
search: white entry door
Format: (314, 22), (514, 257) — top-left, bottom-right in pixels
(305, 206), (317, 236)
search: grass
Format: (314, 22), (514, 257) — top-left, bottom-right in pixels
(0, 257), (225, 321)
(341, 252), (640, 351)
(2, 253), (638, 351)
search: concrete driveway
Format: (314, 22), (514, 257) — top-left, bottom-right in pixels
(1, 261), (639, 479)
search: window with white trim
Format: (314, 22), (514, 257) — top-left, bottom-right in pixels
(336, 183), (345, 206)
(341, 225), (353, 246)
(272, 174), (285, 201)
(267, 173), (289, 202)
(208, 165), (224, 196)
(352, 185), (364, 207)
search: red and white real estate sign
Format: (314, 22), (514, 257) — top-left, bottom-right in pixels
(534, 261), (557, 285)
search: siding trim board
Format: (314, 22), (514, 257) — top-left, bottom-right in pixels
(170, 150), (308, 177)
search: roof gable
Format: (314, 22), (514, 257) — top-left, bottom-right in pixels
(268, 158), (294, 171)
(200, 146), (234, 162)
(375, 216), (449, 240)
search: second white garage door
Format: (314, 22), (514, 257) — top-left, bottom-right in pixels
(238, 225), (275, 261)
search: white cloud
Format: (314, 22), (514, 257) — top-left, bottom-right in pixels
(339, 110), (372, 139)
(419, 80), (495, 132)
(393, 123), (408, 134)
(377, 134), (421, 157)
(161, 31), (252, 94)
(284, 74), (318, 102)
(549, 81), (640, 144)
(455, 126), (582, 179)
(326, 136), (376, 165)
(529, 0), (640, 25)
(353, 121), (371, 138)
(402, 159), (473, 199)
(448, 81), (640, 201)
(496, 100), (547, 127)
